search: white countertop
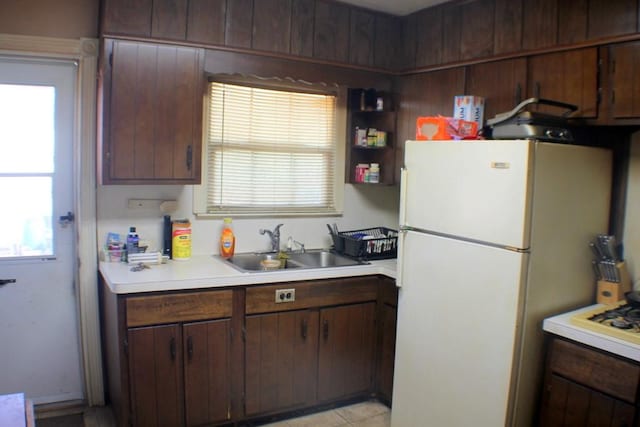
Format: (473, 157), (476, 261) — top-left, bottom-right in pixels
(100, 254), (397, 294)
(543, 305), (640, 362)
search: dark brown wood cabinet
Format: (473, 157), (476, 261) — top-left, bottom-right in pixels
(128, 324), (183, 426)
(245, 310), (319, 416)
(465, 58), (527, 121)
(317, 302), (376, 402)
(183, 319), (232, 426)
(100, 39), (204, 184)
(527, 48), (599, 118)
(375, 278), (398, 404)
(102, 276), (397, 426)
(609, 41), (640, 120)
(539, 336), (639, 427)
(101, 288), (234, 427)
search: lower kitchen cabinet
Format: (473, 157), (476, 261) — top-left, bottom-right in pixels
(539, 336), (639, 427)
(245, 309), (319, 416)
(317, 302), (376, 402)
(101, 286), (235, 427)
(128, 324), (183, 426)
(101, 275), (398, 426)
(183, 319), (231, 426)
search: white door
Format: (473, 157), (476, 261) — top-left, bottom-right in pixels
(0, 58), (83, 404)
(391, 231), (527, 427)
(401, 140), (534, 249)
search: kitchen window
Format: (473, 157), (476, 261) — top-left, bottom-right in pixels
(193, 79), (346, 216)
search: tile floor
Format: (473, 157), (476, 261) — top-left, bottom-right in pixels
(262, 400), (390, 427)
(35, 400), (390, 427)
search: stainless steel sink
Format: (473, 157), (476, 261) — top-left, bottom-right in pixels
(288, 250), (367, 268)
(223, 250), (367, 273)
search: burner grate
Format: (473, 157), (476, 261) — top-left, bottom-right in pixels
(571, 303), (640, 345)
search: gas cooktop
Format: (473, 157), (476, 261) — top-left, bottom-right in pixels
(571, 302), (640, 345)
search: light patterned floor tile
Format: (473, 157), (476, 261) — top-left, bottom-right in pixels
(334, 401), (390, 423)
(349, 411), (391, 427)
(285, 409), (350, 427)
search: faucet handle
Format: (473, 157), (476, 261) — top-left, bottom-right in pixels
(274, 223), (284, 234)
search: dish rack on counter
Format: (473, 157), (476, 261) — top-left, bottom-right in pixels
(330, 227), (398, 260)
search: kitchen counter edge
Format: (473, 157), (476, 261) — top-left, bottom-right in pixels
(99, 255), (397, 294)
(543, 305), (640, 362)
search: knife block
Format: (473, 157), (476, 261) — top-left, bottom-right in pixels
(596, 261), (631, 305)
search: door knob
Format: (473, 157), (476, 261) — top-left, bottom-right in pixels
(59, 211), (74, 226)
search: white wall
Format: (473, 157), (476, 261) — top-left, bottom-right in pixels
(97, 183), (400, 256)
(623, 131), (640, 290)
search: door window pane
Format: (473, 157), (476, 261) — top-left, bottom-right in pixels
(0, 84), (55, 257)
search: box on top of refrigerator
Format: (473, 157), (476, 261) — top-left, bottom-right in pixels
(454, 96), (485, 127)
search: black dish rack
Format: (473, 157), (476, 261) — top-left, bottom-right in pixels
(330, 227), (398, 260)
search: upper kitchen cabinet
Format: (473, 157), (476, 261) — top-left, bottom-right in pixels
(527, 48), (599, 118)
(100, 39), (204, 185)
(101, 0), (188, 41)
(465, 58), (527, 121)
(607, 41), (640, 121)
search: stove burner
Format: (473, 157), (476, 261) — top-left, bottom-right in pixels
(587, 304), (640, 335)
(611, 319), (633, 329)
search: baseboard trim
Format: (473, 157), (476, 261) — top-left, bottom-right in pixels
(34, 399), (86, 419)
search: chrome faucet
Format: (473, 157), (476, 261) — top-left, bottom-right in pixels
(259, 224), (283, 252)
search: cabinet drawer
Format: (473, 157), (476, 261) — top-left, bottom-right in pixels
(246, 277), (378, 314)
(126, 290), (233, 327)
(549, 338), (640, 403)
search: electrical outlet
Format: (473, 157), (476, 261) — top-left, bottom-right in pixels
(275, 288), (295, 303)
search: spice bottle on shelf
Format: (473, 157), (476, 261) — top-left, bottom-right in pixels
(220, 218), (236, 259)
(369, 163), (380, 183)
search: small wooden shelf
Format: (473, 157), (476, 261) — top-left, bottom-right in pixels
(346, 88), (397, 185)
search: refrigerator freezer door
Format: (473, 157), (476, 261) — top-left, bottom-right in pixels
(391, 231), (527, 427)
(402, 140), (534, 249)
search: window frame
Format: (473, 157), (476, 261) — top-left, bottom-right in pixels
(193, 75), (346, 218)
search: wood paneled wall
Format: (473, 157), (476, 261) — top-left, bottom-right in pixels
(400, 0), (640, 70)
(101, 0), (402, 70)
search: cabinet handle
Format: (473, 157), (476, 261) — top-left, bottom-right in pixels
(187, 336), (193, 361)
(534, 82), (541, 100)
(170, 337), (176, 361)
(323, 319), (329, 340)
(515, 83), (522, 105)
(301, 319), (308, 340)
(186, 145), (193, 171)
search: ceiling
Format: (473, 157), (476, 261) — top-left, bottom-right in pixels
(338, 0), (449, 16)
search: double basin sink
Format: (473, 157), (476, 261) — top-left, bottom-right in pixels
(224, 249), (368, 273)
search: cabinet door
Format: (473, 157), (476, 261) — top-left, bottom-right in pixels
(318, 302), (376, 402)
(539, 374), (636, 426)
(376, 303), (397, 403)
(104, 40), (204, 184)
(245, 310), (319, 416)
(183, 319), (231, 426)
(128, 324), (183, 427)
(527, 48), (599, 118)
(610, 41), (640, 119)
(465, 58), (527, 121)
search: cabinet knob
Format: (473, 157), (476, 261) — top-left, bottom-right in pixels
(301, 319), (308, 339)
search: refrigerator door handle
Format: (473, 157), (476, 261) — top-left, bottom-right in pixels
(396, 229), (407, 288)
(399, 167), (408, 227)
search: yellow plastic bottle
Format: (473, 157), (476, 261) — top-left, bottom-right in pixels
(219, 217), (236, 259)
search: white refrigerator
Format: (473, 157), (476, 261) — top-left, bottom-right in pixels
(391, 140), (612, 427)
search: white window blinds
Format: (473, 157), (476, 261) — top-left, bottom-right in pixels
(205, 82), (338, 214)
